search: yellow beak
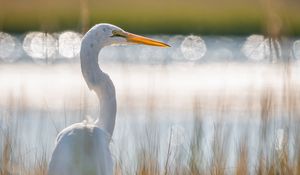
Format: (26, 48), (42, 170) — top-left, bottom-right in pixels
(125, 32), (170, 47)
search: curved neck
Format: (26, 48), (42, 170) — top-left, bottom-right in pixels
(80, 42), (116, 137)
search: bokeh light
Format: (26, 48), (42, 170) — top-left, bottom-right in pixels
(58, 31), (82, 58)
(241, 35), (281, 61)
(0, 32), (19, 62)
(23, 32), (57, 61)
(180, 35), (207, 61)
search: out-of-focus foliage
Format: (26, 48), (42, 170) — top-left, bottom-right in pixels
(1, 0), (300, 35)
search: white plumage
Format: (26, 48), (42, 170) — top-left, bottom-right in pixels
(48, 23), (169, 175)
(48, 122), (112, 175)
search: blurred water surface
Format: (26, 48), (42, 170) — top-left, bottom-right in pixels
(0, 34), (300, 173)
(1, 32), (300, 63)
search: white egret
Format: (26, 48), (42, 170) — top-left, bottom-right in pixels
(48, 23), (169, 175)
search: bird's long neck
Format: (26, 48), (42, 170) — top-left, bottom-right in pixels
(80, 41), (116, 137)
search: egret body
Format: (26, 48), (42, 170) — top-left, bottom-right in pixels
(48, 23), (169, 175)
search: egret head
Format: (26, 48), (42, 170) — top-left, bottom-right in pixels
(83, 23), (170, 49)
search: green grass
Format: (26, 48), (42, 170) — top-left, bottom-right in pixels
(1, 0), (300, 35)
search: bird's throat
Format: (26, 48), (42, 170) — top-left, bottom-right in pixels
(80, 43), (117, 137)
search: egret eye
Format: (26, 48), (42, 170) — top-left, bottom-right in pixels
(111, 30), (125, 38)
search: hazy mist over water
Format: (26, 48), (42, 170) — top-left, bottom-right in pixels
(0, 63), (299, 111)
(0, 32), (300, 111)
(1, 0), (300, 173)
(1, 33), (300, 173)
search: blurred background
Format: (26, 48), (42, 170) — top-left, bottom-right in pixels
(0, 0), (300, 35)
(1, 0), (300, 174)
